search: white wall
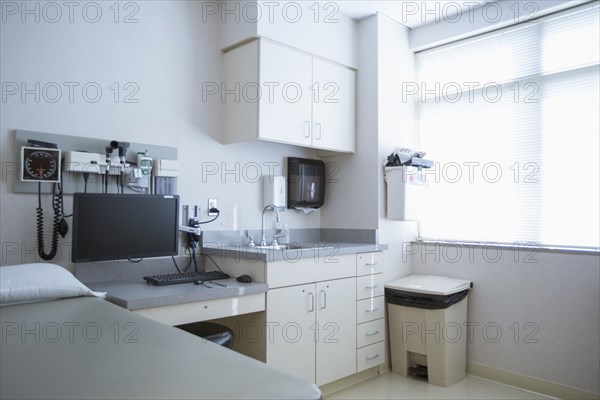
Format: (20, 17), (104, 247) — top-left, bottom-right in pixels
(318, 15), (378, 231)
(0, 1), (319, 269)
(376, 14), (418, 283)
(319, 13), (416, 280)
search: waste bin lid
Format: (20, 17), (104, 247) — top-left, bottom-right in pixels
(385, 274), (472, 295)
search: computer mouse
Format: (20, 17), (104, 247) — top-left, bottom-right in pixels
(237, 275), (252, 283)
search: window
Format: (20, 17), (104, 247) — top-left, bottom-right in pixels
(412, 3), (599, 248)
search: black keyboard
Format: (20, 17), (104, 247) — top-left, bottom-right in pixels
(143, 270), (230, 286)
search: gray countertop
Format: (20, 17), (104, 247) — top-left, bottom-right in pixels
(88, 279), (268, 310)
(201, 242), (388, 262)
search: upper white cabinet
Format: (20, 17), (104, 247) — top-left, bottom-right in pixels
(223, 39), (356, 153)
(259, 40), (313, 147)
(312, 57), (356, 152)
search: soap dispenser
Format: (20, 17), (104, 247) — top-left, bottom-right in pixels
(263, 176), (286, 211)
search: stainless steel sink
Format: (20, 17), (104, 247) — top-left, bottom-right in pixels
(253, 243), (315, 251)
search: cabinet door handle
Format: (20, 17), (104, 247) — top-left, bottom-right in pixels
(315, 123), (322, 140)
(304, 121), (311, 138)
(365, 285), (379, 289)
(366, 330), (380, 337)
(308, 292), (315, 313)
(365, 308), (379, 313)
(366, 354), (380, 361)
(364, 262), (378, 267)
(320, 289), (327, 310)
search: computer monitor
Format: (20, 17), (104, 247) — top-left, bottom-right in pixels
(71, 193), (179, 263)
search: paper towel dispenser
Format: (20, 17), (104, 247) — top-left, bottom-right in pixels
(287, 157), (325, 210)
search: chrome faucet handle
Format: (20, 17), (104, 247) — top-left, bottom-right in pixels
(245, 230), (256, 247)
(272, 233), (286, 245)
(271, 232), (288, 246)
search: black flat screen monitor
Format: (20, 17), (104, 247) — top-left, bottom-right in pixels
(71, 193), (179, 263)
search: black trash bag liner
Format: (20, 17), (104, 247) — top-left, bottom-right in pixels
(385, 288), (469, 310)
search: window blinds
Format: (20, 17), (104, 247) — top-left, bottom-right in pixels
(413, 3), (599, 248)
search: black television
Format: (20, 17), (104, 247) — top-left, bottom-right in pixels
(71, 193), (179, 263)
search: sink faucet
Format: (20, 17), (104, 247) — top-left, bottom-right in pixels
(260, 204), (281, 246)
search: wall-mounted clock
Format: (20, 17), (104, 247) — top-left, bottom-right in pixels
(21, 146), (61, 183)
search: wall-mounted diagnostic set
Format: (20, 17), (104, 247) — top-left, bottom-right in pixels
(20, 140), (68, 261)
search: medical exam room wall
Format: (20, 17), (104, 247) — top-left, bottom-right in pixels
(0, 1), (320, 269)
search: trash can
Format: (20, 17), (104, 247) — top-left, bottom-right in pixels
(177, 322), (234, 348)
(386, 275), (472, 387)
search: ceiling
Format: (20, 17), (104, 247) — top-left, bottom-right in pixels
(335, 0), (492, 28)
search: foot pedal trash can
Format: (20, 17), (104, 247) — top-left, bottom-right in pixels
(386, 275), (472, 387)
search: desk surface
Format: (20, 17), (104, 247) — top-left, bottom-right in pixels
(88, 279), (268, 310)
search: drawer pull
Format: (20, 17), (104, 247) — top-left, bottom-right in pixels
(364, 262), (379, 267)
(365, 285), (379, 289)
(365, 330), (380, 337)
(365, 308), (379, 313)
(366, 354), (380, 361)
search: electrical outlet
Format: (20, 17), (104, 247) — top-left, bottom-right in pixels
(208, 199), (218, 216)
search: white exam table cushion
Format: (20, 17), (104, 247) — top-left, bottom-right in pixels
(0, 297), (321, 399)
(0, 263), (105, 305)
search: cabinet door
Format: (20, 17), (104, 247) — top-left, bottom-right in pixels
(259, 41), (313, 147)
(223, 40), (260, 144)
(312, 58), (355, 153)
(315, 277), (357, 385)
(266, 283), (316, 383)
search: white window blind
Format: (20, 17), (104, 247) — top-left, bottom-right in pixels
(413, 3), (600, 248)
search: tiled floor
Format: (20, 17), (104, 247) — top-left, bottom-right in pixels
(325, 372), (549, 400)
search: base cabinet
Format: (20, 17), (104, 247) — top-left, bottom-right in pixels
(266, 277), (357, 386)
(222, 252), (386, 386)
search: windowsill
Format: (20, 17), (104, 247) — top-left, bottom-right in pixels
(413, 239), (600, 255)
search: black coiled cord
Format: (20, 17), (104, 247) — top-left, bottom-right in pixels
(36, 182), (62, 261)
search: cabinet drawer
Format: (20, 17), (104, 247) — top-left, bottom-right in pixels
(356, 273), (384, 300)
(356, 252), (383, 276)
(356, 296), (385, 324)
(357, 341), (386, 372)
(357, 318), (386, 348)
(267, 254), (355, 288)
